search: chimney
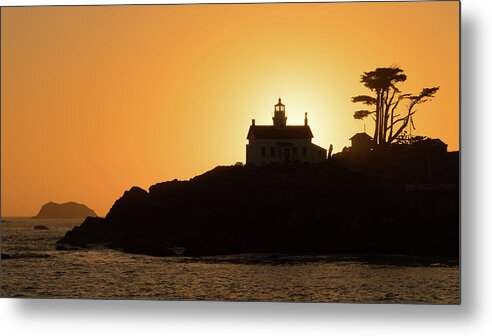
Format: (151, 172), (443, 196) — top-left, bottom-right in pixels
(304, 112), (308, 126)
(252, 119), (255, 126)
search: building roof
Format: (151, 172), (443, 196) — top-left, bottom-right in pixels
(311, 143), (327, 152)
(275, 98), (285, 107)
(247, 125), (314, 140)
(414, 138), (448, 149)
(349, 132), (372, 141)
(426, 138), (447, 146)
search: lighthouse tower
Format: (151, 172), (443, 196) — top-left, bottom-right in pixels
(272, 98), (287, 129)
(246, 98), (327, 165)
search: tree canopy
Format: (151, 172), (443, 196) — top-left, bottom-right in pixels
(352, 66), (439, 147)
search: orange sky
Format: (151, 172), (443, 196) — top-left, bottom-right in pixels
(1, 2), (459, 216)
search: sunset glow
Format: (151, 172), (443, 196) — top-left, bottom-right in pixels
(1, 2), (459, 216)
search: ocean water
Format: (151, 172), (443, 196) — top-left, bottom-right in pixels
(1, 218), (459, 303)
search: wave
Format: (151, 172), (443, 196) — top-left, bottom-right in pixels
(178, 253), (459, 267)
(1, 252), (52, 260)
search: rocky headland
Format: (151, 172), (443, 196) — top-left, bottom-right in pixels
(56, 150), (459, 258)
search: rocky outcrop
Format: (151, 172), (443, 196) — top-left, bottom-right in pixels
(56, 154), (459, 258)
(56, 217), (110, 248)
(34, 225), (49, 230)
(33, 202), (97, 219)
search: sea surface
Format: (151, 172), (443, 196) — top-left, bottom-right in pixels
(1, 217), (459, 303)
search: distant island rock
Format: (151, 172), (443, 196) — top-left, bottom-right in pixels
(57, 150), (459, 258)
(34, 225), (49, 230)
(34, 202), (97, 219)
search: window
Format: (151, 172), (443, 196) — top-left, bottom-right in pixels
(293, 147), (298, 156)
(270, 147), (275, 157)
(261, 147), (266, 157)
(302, 147), (307, 156)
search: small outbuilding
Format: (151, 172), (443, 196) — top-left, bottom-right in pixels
(413, 138), (448, 153)
(349, 132), (373, 155)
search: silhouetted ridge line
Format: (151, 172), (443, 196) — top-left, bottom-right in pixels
(57, 154), (458, 257)
(34, 201), (97, 219)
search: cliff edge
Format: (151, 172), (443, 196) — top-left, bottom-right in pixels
(56, 152), (459, 257)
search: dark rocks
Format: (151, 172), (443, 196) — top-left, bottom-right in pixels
(1, 253), (11, 259)
(56, 217), (112, 248)
(33, 201), (97, 219)
(56, 154), (459, 258)
(34, 225), (49, 230)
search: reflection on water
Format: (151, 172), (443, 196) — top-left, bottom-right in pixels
(1, 218), (459, 303)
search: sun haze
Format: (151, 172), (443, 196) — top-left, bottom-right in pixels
(1, 2), (459, 216)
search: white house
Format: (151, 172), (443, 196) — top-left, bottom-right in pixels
(246, 98), (327, 165)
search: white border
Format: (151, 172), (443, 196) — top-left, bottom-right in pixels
(2, 0), (491, 335)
